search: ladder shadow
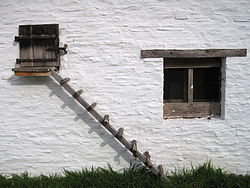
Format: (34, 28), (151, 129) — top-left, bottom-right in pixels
(45, 77), (139, 167)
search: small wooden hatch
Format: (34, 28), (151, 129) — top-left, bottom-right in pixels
(12, 24), (66, 76)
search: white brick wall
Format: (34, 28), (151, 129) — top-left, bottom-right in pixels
(0, 0), (249, 175)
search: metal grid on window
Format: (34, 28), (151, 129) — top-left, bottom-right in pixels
(164, 69), (188, 102)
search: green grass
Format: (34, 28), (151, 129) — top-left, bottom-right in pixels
(0, 163), (249, 188)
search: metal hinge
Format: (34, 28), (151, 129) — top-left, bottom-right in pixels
(46, 44), (68, 54)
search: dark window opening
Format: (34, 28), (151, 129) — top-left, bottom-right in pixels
(164, 69), (187, 102)
(193, 68), (221, 102)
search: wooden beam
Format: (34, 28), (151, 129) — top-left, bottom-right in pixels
(141, 49), (247, 58)
(164, 58), (221, 69)
(14, 72), (51, 76)
(188, 69), (193, 103)
(163, 102), (221, 119)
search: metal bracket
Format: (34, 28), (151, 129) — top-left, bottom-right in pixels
(46, 44), (68, 54)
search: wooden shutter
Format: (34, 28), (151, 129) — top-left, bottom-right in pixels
(13, 24), (60, 75)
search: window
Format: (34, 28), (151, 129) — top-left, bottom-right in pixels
(141, 49), (247, 119)
(12, 24), (63, 76)
(163, 58), (221, 118)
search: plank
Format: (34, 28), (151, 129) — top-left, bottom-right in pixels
(15, 72), (51, 76)
(163, 102), (220, 119)
(13, 67), (51, 73)
(164, 58), (221, 69)
(19, 25), (33, 65)
(141, 49), (247, 58)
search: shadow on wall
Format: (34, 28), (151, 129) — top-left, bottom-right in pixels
(7, 75), (138, 167)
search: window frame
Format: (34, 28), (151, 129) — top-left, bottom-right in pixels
(163, 58), (221, 119)
(140, 49), (247, 119)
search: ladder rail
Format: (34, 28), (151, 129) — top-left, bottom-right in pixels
(50, 69), (168, 182)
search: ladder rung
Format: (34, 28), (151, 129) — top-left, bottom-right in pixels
(73, 89), (83, 98)
(116, 127), (124, 138)
(158, 165), (164, 177)
(131, 140), (137, 157)
(102, 115), (109, 125)
(144, 151), (151, 159)
(144, 151), (152, 167)
(50, 70), (168, 181)
(59, 77), (70, 85)
(86, 102), (97, 112)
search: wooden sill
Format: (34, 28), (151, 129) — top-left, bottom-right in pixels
(163, 102), (220, 119)
(14, 72), (51, 76)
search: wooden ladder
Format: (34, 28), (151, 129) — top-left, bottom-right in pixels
(51, 69), (169, 182)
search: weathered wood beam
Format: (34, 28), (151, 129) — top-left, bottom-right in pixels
(141, 49), (247, 58)
(14, 72), (51, 76)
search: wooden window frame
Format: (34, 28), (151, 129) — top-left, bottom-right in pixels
(163, 58), (221, 119)
(140, 49), (247, 119)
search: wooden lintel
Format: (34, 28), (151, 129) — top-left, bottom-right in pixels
(141, 49), (247, 58)
(14, 72), (51, 76)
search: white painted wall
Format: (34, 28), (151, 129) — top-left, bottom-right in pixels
(0, 0), (249, 175)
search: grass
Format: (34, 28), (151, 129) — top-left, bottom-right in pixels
(0, 162), (249, 188)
